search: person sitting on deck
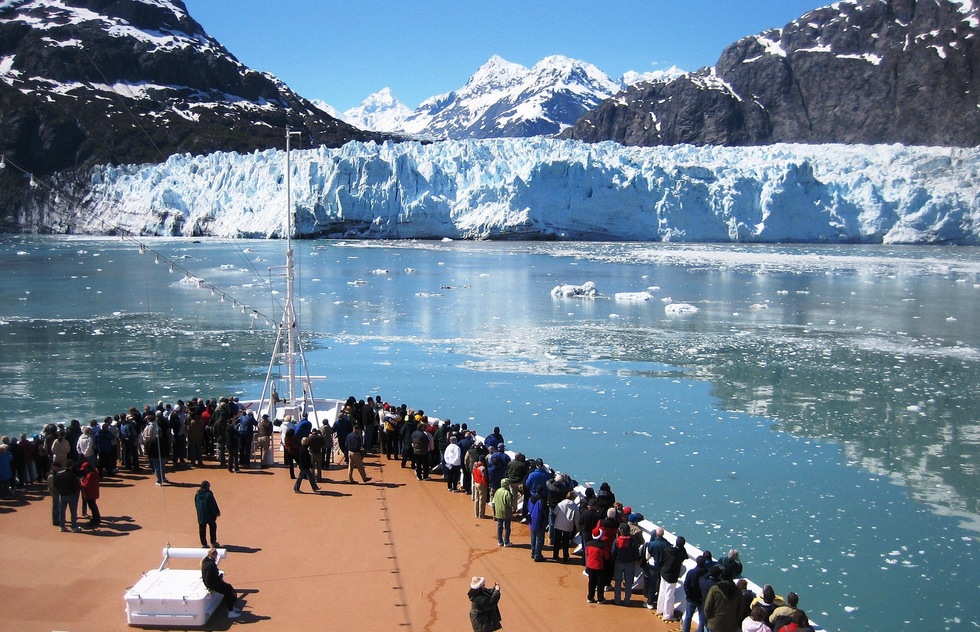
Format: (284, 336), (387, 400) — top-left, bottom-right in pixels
(201, 548), (240, 619)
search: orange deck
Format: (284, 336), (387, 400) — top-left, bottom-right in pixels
(1, 453), (683, 631)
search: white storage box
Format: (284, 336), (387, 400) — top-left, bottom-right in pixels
(124, 547), (226, 627)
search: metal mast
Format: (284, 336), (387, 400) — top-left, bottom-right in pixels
(284, 128), (301, 405)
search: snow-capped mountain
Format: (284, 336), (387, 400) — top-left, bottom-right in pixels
(384, 55), (623, 139)
(0, 0), (383, 224)
(565, 0), (980, 147)
(340, 88), (414, 134)
(332, 61), (684, 138)
(58, 138), (980, 244)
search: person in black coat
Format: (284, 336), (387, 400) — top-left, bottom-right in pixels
(467, 576), (501, 632)
(201, 548), (240, 619)
(657, 536), (688, 621)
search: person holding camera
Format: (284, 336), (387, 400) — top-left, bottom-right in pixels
(467, 576), (502, 631)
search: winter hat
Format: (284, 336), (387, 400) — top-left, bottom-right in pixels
(470, 576), (485, 590)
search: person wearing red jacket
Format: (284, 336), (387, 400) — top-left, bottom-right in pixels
(79, 461), (100, 529)
(585, 534), (610, 604)
(472, 456), (489, 518)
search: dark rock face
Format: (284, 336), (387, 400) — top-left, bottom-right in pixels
(564, 0), (980, 147)
(0, 0), (384, 227)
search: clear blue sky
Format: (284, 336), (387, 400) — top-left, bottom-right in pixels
(184, 0), (826, 112)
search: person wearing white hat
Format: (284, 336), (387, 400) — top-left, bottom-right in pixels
(467, 576), (501, 631)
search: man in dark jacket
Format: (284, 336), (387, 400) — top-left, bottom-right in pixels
(195, 480), (221, 547)
(410, 422), (430, 481)
(224, 417), (240, 473)
(504, 453), (529, 520)
(642, 526), (669, 609)
(681, 554), (711, 632)
(657, 536), (688, 621)
(53, 460), (81, 532)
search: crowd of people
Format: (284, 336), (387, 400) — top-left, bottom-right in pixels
(1, 393), (816, 632)
(360, 400), (817, 632)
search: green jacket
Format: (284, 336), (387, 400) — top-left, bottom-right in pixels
(492, 480), (516, 520)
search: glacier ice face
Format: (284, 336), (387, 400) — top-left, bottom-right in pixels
(76, 138), (980, 244)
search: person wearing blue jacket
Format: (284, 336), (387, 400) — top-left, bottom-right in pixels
(486, 445), (510, 495)
(527, 485), (548, 562)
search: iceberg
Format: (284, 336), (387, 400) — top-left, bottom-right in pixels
(75, 138), (980, 244)
(551, 281), (598, 298)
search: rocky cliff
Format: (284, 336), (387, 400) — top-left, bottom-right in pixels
(563, 0), (980, 147)
(0, 0), (384, 227)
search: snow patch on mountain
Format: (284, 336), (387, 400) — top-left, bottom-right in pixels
(74, 138), (980, 244)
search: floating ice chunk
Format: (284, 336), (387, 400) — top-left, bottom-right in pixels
(404, 267), (416, 273)
(665, 303), (699, 316)
(844, 606), (858, 613)
(371, 269), (389, 275)
(551, 281), (598, 298)
(946, 316), (957, 322)
(750, 303), (769, 310)
(614, 291), (653, 302)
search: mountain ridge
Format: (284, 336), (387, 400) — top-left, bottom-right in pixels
(333, 55), (685, 139)
(562, 0), (980, 147)
(0, 0), (387, 225)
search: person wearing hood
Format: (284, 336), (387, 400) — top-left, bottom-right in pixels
(595, 481), (616, 513)
(467, 576), (502, 632)
(526, 485), (548, 561)
(195, 480), (221, 548)
(704, 571), (746, 632)
(492, 478), (517, 547)
(79, 461), (100, 528)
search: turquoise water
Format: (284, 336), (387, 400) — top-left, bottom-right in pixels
(1, 236), (978, 631)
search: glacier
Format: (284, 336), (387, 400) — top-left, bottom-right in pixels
(74, 137), (980, 244)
